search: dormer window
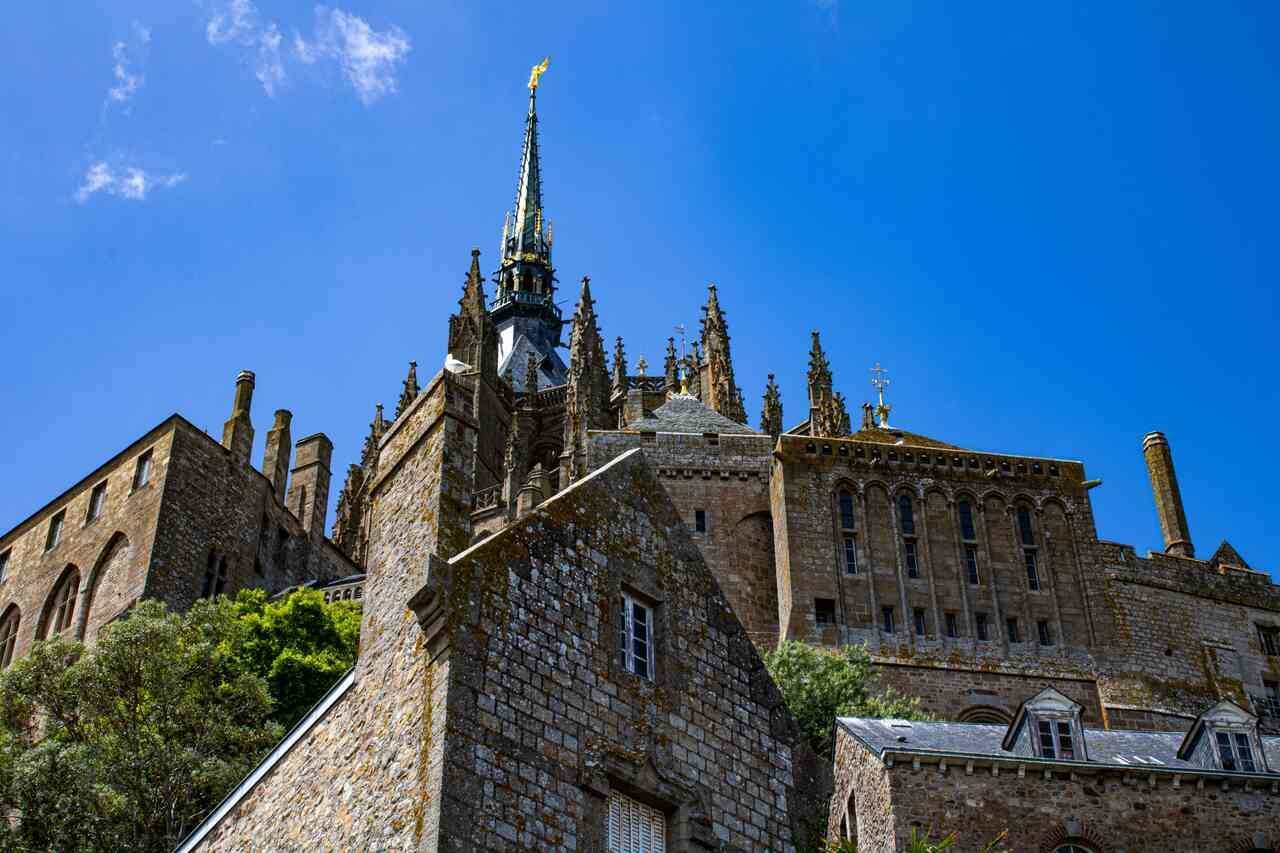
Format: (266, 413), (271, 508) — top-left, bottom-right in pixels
(1177, 699), (1269, 774)
(1215, 730), (1256, 772)
(1003, 687), (1087, 763)
(1036, 718), (1076, 759)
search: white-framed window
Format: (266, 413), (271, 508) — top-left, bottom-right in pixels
(606, 790), (665, 853)
(1035, 718), (1077, 759)
(1214, 729), (1257, 772)
(1258, 625), (1280, 657)
(0, 550), (9, 584)
(619, 593), (654, 680)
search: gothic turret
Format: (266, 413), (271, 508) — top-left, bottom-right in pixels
(490, 68), (567, 391)
(761, 374), (783, 439)
(447, 249), (499, 379)
(698, 284), (747, 423)
(561, 276), (612, 482)
(807, 331), (849, 437)
(611, 336), (627, 396)
(664, 337), (678, 391)
(394, 362), (419, 419)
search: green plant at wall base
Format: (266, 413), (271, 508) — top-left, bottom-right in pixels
(0, 589), (360, 852)
(763, 641), (927, 756)
(0, 599), (282, 852)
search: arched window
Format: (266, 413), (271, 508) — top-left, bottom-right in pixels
(897, 494), (915, 535)
(40, 567), (81, 640)
(957, 706), (1012, 725)
(0, 607), (19, 668)
(1054, 846), (1097, 853)
(1017, 506), (1041, 591)
(837, 489), (857, 575)
(957, 499), (976, 541)
(897, 494), (919, 578)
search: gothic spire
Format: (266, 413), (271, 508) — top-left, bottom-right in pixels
(699, 283), (746, 423)
(761, 374), (783, 439)
(664, 337), (678, 390)
(395, 361), (420, 419)
(507, 85), (548, 263)
(612, 336), (627, 394)
(491, 65), (565, 387)
(562, 276), (612, 482)
(360, 403), (386, 470)
(807, 331), (848, 437)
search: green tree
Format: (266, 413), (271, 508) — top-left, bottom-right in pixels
(0, 599), (283, 852)
(763, 641), (925, 757)
(227, 587), (360, 727)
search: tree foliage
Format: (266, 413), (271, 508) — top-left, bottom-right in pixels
(763, 641), (926, 757)
(0, 587), (360, 852)
(227, 587), (360, 728)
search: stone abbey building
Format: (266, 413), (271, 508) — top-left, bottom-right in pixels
(4, 67), (1279, 851)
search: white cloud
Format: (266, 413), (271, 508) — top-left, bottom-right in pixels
(201, 1), (410, 104)
(75, 162), (186, 203)
(206, 0), (259, 45)
(299, 7), (411, 104)
(256, 23), (286, 96)
(107, 22), (151, 105)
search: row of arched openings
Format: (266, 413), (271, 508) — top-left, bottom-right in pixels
(0, 533), (132, 670)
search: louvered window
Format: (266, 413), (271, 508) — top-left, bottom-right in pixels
(607, 791), (666, 853)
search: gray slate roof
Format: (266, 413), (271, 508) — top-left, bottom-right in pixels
(838, 717), (1280, 774)
(634, 394), (758, 436)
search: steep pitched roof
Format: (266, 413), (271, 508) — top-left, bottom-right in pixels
(1209, 540), (1252, 570)
(632, 394), (759, 436)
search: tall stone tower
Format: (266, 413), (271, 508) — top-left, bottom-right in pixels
(490, 77), (568, 391)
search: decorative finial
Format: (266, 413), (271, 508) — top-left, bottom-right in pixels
(528, 57), (550, 91)
(636, 356), (648, 377)
(870, 362), (892, 428)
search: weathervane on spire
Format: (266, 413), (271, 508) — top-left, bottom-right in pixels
(870, 362), (892, 428)
(674, 323), (692, 396)
(528, 57), (550, 90)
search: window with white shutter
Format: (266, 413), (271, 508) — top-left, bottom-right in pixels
(607, 791), (666, 853)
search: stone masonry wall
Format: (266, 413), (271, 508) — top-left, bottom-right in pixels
(588, 431), (779, 647)
(844, 736), (1280, 852)
(0, 420), (175, 659)
(1093, 543), (1280, 723)
(196, 370), (476, 852)
(874, 665), (1102, 724)
(423, 448), (828, 851)
(827, 727), (894, 849)
(146, 420), (352, 614)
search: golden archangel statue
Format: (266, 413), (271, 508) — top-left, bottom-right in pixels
(528, 57), (550, 90)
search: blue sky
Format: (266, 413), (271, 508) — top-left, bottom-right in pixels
(2, 2), (1277, 575)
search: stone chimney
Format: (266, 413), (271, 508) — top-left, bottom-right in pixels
(221, 370), (256, 464)
(1143, 431), (1194, 558)
(286, 434), (333, 541)
(262, 409), (292, 498)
